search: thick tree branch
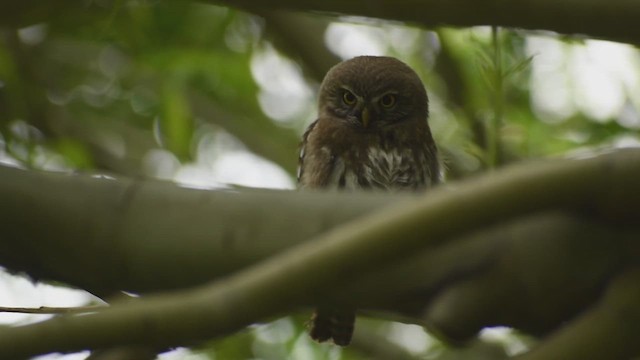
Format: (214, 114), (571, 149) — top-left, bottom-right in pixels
(0, 150), (638, 357)
(0, 165), (407, 294)
(214, 0), (640, 45)
(1, 149), (638, 295)
(2, 1), (640, 45)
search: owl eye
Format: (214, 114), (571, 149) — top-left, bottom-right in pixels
(380, 94), (396, 108)
(342, 90), (357, 105)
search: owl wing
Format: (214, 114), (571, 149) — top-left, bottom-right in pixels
(297, 120), (342, 189)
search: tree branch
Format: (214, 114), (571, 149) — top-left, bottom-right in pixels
(0, 165), (407, 295)
(2, 1), (640, 45)
(0, 305), (104, 314)
(517, 268), (640, 360)
(214, 0), (640, 45)
(0, 150), (638, 357)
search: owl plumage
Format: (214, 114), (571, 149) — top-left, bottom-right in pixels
(298, 56), (440, 346)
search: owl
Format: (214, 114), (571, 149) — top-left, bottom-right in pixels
(298, 56), (440, 346)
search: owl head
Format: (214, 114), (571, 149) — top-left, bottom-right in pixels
(317, 56), (429, 130)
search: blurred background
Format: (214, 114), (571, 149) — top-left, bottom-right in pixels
(1, 1), (639, 359)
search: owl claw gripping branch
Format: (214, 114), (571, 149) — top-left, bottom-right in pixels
(297, 56), (441, 346)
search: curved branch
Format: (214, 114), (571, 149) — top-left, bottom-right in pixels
(517, 268), (640, 360)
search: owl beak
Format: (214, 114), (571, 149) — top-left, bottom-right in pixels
(360, 107), (371, 128)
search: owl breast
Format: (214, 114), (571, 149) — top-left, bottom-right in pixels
(364, 147), (418, 189)
(326, 144), (430, 191)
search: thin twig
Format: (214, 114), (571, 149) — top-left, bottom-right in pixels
(0, 305), (106, 315)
